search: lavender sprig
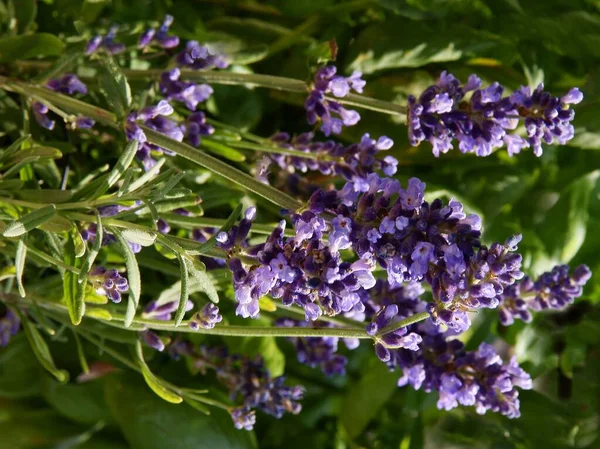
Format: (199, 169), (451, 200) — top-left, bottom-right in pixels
(138, 15), (180, 50)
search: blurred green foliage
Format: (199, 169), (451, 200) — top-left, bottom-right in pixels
(0, 0), (599, 448)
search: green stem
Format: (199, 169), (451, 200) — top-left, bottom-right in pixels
(158, 213), (294, 237)
(26, 246), (80, 274)
(142, 126), (304, 211)
(224, 140), (339, 161)
(376, 311), (430, 336)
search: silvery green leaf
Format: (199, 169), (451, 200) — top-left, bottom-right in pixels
(151, 171), (185, 200)
(15, 239), (26, 297)
(186, 259), (219, 304)
(117, 167), (141, 197)
(111, 227), (141, 327)
(174, 253), (190, 326)
(124, 158), (166, 194)
(18, 310), (69, 383)
(90, 139), (139, 199)
(97, 54), (132, 119)
(136, 341), (183, 404)
(3, 204), (56, 237)
(121, 228), (157, 247)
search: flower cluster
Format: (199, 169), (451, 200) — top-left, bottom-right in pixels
(265, 132), (397, 182)
(176, 41), (229, 70)
(407, 72), (583, 157)
(142, 297), (194, 321)
(33, 74), (93, 130)
(159, 68), (213, 110)
(498, 264), (592, 325)
(304, 174), (523, 332)
(86, 25), (125, 55)
(0, 307), (20, 347)
(139, 15), (180, 50)
(276, 318), (355, 376)
(80, 204), (144, 253)
(168, 342), (303, 430)
(305, 65), (364, 136)
(220, 207), (376, 321)
(189, 303), (223, 330)
(88, 266), (129, 302)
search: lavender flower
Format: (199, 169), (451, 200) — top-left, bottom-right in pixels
(276, 318), (351, 376)
(159, 68), (213, 110)
(0, 308), (20, 347)
(189, 303), (223, 329)
(498, 264), (591, 325)
(33, 74), (92, 130)
(138, 15), (180, 49)
(183, 111), (215, 147)
(407, 72), (583, 157)
(141, 330), (165, 352)
(176, 41), (229, 70)
(305, 65), (364, 136)
(85, 25), (126, 55)
(46, 74), (88, 95)
(264, 132), (397, 184)
(32, 102), (55, 130)
(142, 298), (194, 321)
(89, 266), (129, 303)
(168, 343), (303, 430)
(126, 100), (184, 169)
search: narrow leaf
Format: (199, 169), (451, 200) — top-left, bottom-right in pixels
(85, 308), (113, 320)
(72, 330), (90, 375)
(17, 310), (69, 383)
(3, 204), (56, 237)
(15, 239), (26, 297)
(78, 211), (103, 283)
(120, 228), (157, 247)
(64, 237), (85, 324)
(136, 341), (183, 404)
(111, 227), (141, 327)
(90, 140), (139, 199)
(151, 171), (185, 200)
(117, 167), (140, 197)
(124, 158), (166, 194)
(201, 139), (246, 162)
(174, 254), (190, 326)
(186, 259), (219, 304)
(97, 54), (132, 119)
(184, 398), (211, 415)
(141, 126), (303, 211)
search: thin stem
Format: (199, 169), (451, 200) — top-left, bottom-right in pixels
(376, 311), (430, 336)
(158, 213), (294, 237)
(224, 140), (339, 161)
(26, 246), (80, 274)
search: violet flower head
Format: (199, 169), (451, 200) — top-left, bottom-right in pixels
(126, 100), (184, 170)
(189, 303), (223, 330)
(89, 266), (129, 303)
(176, 41), (229, 70)
(142, 298), (194, 321)
(32, 102), (55, 130)
(159, 68), (213, 110)
(85, 25), (126, 55)
(231, 407), (256, 431)
(34, 74), (92, 130)
(183, 111), (215, 147)
(407, 71), (582, 157)
(305, 65), (364, 136)
(498, 264), (591, 325)
(141, 330), (165, 352)
(46, 74), (88, 95)
(0, 308), (20, 347)
(138, 15), (180, 49)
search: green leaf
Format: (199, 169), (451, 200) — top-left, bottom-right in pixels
(12, 0), (37, 33)
(41, 376), (112, 425)
(202, 139), (246, 162)
(135, 341), (183, 404)
(3, 204), (56, 237)
(105, 372), (257, 449)
(340, 358), (399, 438)
(63, 239), (86, 325)
(18, 310), (69, 383)
(91, 140), (139, 199)
(17, 189), (72, 203)
(141, 126), (302, 211)
(0, 33), (65, 63)
(78, 210), (103, 282)
(0, 334), (42, 398)
(15, 239), (26, 297)
(120, 228), (157, 247)
(174, 253), (190, 326)
(111, 227), (141, 327)
(537, 171), (600, 266)
(97, 54), (132, 119)
(186, 259), (219, 304)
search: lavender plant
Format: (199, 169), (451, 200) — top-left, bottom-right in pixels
(0, 6), (597, 448)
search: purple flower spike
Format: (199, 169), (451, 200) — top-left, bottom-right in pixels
(176, 41), (229, 70)
(89, 266), (129, 303)
(0, 308), (20, 347)
(159, 68), (213, 110)
(190, 303), (223, 330)
(305, 65), (364, 135)
(139, 15), (180, 50)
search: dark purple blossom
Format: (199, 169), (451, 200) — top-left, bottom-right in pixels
(46, 74), (88, 95)
(0, 307), (20, 347)
(159, 68), (213, 110)
(33, 74), (92, 130)
(142, 298), (194, 321)
(176, 41), (229, 70)
(407, 72), (582, 157)
(138, 15), (180, 50)
(89, 266), (129, 303)
(141, 330), (165, 352)
(32, 102), (55, 130)
(85, 25), (126, 55)
(305, 65), (364, 136)
(183, 111), (215, 147)
(498, 264), (591, 325)
(189, 303), (222, 330)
